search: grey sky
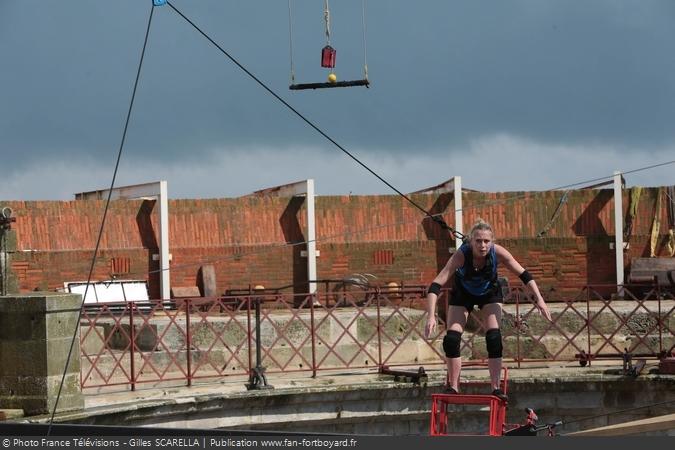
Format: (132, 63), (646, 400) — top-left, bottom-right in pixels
(1, 0), (674, 200)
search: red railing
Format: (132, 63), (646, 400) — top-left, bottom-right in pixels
(79, 284), (675, 390)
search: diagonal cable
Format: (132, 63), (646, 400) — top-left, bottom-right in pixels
(48, 4), (156, 435)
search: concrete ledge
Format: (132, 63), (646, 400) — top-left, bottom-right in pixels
(0, 409), (24, 421)
(18, 365), (675, 436)
(567, 413), (675, 436)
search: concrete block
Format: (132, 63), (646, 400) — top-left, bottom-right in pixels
(0, 375), (48, 397)
(0, 293), (81, 314)
(499, 336), (549, 360)
(46, 311), (81, 340)
(0, 313), (46, 340)
(0, 293), (84, 415)
(43, 338), (80, 376)
(80, 324), (107, 355)
(0, 340), (48, 375)
(191, 320), (247, 349)
(104, 323), (160, 352)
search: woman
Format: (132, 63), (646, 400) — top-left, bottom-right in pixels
(424, 220), (552, 400)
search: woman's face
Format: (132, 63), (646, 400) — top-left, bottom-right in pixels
(470, 229), (493, 258)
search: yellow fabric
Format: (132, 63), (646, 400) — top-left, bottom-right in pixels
(625, 186), (642, 240)
(650, 188), (663, 257)
(629, 186), (642, 217)
(667, 229), (675, 257)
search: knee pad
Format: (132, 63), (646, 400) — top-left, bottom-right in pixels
(443, 330), (462, 358)
(485, 328), (503, 358)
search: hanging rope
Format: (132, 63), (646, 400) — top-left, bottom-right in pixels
(324, 0), (331, 45)
(536, 190), (569, 238)
(361, 0), (368, 79)
(287, 0), (295, 84)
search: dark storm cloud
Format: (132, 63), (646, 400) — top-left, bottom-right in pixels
(2, 0), (675, 172)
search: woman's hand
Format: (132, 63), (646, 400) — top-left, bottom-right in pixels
(535, 297), (552, 322)
(425, 315), (437, 339)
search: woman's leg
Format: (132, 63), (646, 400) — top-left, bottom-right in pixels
(445, 305), (469, 391)
(481, 303), (503, 391)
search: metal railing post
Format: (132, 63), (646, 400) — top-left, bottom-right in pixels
(310, 292), (317, 377)
(129, 302), (136, 391)
(246, 291), (273, 390)
(586, 287), (592, 367)
(376, 289), (383, 368)
(186, 298), (192, 387)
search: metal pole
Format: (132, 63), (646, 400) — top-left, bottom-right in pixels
(376, 290), (382, 368)
(158, 181), (171, 300)
(186, 299), (192, 387)
(0, 231), (6, 297)
(310, 292), (317, 377)
(454, 176), (463, 248)
(129, 303), (136, 391)
(246, 294), (273, 390)
(613, 171), (625, 297)
(306, 179), (317, 294)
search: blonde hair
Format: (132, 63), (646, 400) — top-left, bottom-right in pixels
(469, 219), (494, 241)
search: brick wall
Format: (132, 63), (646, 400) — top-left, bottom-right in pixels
(3, 187), (672, 298)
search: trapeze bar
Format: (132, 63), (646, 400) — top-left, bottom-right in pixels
(289, 79), (370, 90)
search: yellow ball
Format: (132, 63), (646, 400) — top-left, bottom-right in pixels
(328, 73), (337, 83)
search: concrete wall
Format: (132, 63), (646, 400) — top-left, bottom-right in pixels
(3, 187), (673, 298)
(42, 373), (675, 436)
(0, 293), (84, 415)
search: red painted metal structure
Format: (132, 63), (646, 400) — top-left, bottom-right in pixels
(78, 283), (674, 390)
(430, 394), (507, 436)
(430, 367), (509, 436)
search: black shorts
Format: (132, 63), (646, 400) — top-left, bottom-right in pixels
(449, 281), (503, 312)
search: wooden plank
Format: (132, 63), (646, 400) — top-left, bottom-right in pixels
(567, 413), (675, 436)
(290, 79), (370, 90)
(199, 264), (217, 297)
(171, 286), (200, 298)
(629, 257), (675, 286)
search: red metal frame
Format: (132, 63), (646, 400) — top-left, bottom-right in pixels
(431, 366), (509, 436)
(430, 393), (506, 436)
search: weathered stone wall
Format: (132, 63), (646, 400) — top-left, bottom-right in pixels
(0, 293), (84, 415)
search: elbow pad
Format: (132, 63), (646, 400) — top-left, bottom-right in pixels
(428, 282), (442, 296)
(519, 270), (533, 285)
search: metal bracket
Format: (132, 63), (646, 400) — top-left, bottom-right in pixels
(0, 207), (15, 231)
(246, 366), (273, 390)
(622, 348), (646, 378)
(379, 365), (427, 385)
